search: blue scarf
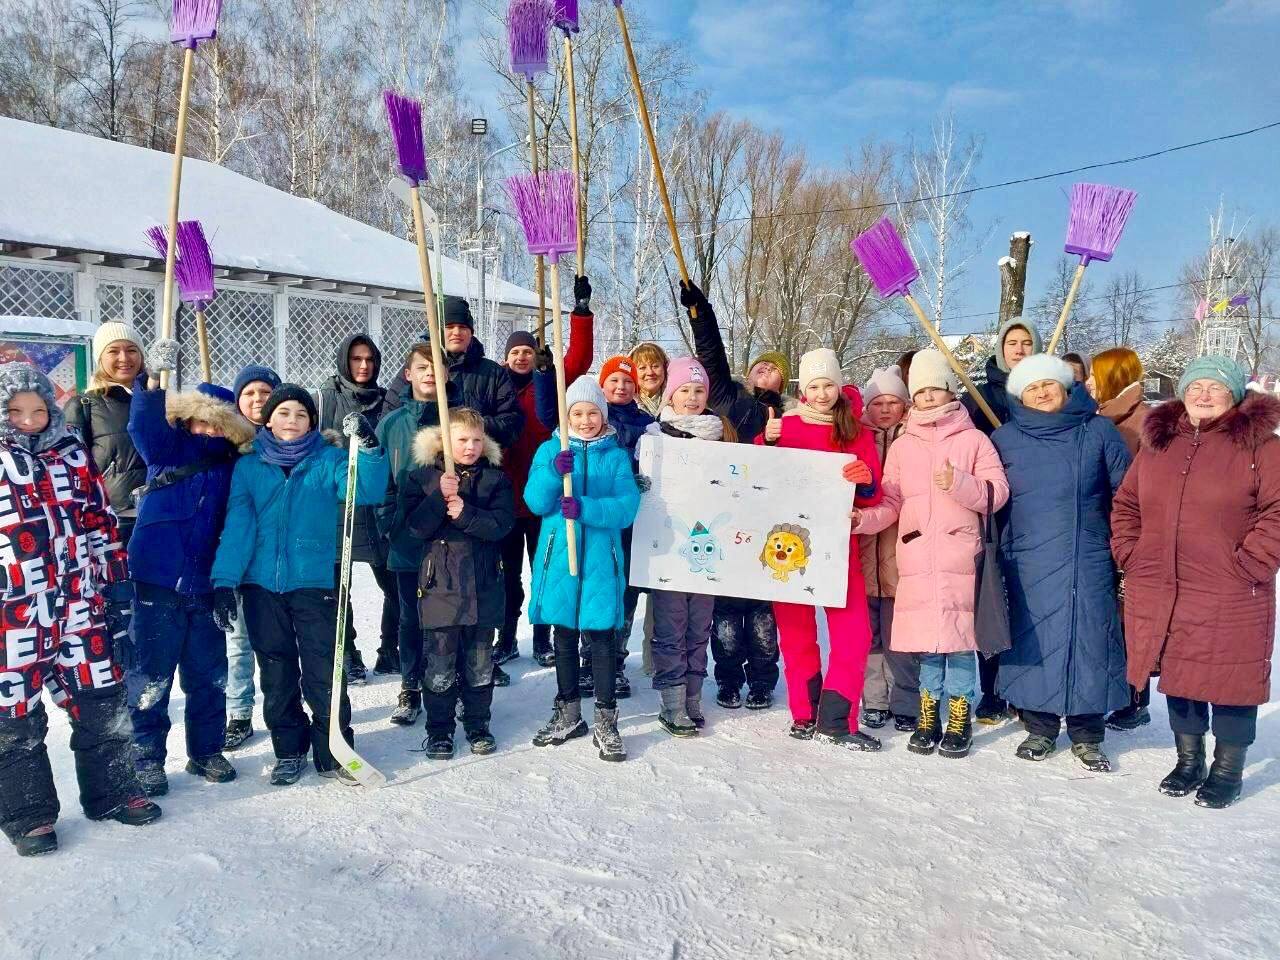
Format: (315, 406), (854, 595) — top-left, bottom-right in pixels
(255, 428), (324, 468)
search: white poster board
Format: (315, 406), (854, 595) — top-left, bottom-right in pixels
(629, 434), (854, 607)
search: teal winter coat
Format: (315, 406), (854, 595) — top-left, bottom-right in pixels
(525, 429), (639, 631)
(211, 434), (389, 593)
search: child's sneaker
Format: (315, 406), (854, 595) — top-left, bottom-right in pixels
(861, 708), (890, 729)
(390, 689), (422, 726)
(346, 652), (368, 685)
(136, 763), (168, 797)
(96, 797), (162, 826)
(270, 757), (307, 785)
(893, 714), (917, 733)
(658, 686), (698, 738)
(614, 669), (631, 700)
(15, 825), (57, 857)
(908, 691), (942, 756)
(185, 753), (237, 783)
(425, 734), (455, 759)
(223, 718), (254, 751)
(1015, 734), (1057, 761)
(532, 699), (589, 746)
(938, 697), (973, 758)
(467, 728), (497, 755)
(814, 730), (882, 752)
(319, 766), (361, 786)
(593, 706), (626, 762)
(789, 720), (816, 740)
(1071, 742), (1112, 772)
(492, 665), (511, 687)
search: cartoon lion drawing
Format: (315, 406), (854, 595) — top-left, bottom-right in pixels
(759, 523), (811, 582)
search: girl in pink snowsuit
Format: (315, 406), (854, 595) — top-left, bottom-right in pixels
(757, 349), (883, 751)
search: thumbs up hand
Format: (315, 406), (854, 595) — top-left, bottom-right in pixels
(934, 458), (955, 492)
(763, 407), (782, 444)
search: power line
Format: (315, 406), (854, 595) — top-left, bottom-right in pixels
(590, 118), (1280, 227)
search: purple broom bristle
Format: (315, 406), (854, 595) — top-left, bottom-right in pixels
(504, 170), (579, 262)
(508, 0), (555, 80)
(554, 0), (579, 33)
(170, 0), (223, 49)
(383, 90), (428, 185)
(851, 216), (920, 299)
(1063, 182), (1138, 265)
(145, 225), (170, 260)
(175, 220), (216, 307)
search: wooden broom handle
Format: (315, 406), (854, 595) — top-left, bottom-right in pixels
(904, 294), (1001, 430)
(564, 33), (585, 275)
(1047, 262), (1086, 355)
(526, 80), (548, 348)
(614, 3), (696, 318)
(157, 45), (195, 391)
(549, 258), (579, 577)
(195, 308), (211, 383)
(410, 185), (454, 474)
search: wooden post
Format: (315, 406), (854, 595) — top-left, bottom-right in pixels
(195, 308), (212, 383)
(997, 232), (1033, 327)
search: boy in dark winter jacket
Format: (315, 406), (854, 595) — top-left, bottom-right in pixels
(124, 340), (257, 797)
(400, 409), (515, 759)
(0, 363), (161, 857)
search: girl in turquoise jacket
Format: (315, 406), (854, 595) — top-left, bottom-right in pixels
(209, 385), (388, 786)
(526, 377), (639, 761)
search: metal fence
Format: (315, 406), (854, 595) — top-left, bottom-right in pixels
(0, 256), (525, 392)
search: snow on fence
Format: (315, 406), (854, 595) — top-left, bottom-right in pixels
(0, 255), (451, 392)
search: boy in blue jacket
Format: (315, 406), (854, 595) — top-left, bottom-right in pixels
(125, 341), (257, 797)
(210, 385), (388, 786)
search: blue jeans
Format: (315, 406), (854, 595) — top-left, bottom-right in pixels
(225, 592), (256, 721)
(396, 571), (424, 691)
(126, 583), (228, 765)
(919, 651), (978, 705)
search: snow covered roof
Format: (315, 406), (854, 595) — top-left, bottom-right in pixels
(0, 117), (538, 309)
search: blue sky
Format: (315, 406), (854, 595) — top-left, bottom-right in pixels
(467, 0), (1280, 336)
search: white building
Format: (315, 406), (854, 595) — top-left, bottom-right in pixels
(0, 117), (539, 389)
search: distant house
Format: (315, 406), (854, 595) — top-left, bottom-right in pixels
(0, 117), (540, 390)
(1144, 370), (1177, 400)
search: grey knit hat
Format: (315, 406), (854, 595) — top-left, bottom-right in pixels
(0, 363), (68, 453)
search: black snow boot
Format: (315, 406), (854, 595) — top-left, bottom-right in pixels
(938, 697), (973, 759)
(1016, 734), (1057, 762)
(745, 686), (774, 710)
(789, 720), (816, 740)
(96, 797), (162, 827)
(578, 661), (594, 697)
(390, 689), (423, 726)
(1195, 742), (1247, 809)
(424, 733), (455, 760)
(15, 826), (57, 857)
(814, 730), (882, 752)
(373, 648), (401, 675)
(593, 706), (626, 762)
(492, 664), (511, 688)
(135, 763), (169, 798)
(861, 708), (890, 729)
(976, 692), (1009, 725)
(717, 685), (743, 709)
(185, 753), (237, 783)
(1159, 734), (1209, 797)
(533, 640), (556, 668)
(908, 690), (942, 756)
(532, 699), (589, 747)
(1106, 703), (1151, 731)
(223, 718), (254, 751)
(894, 714), (917, 732)
(1071, 742), (1112, 773)
(615, 669), (632, 700)
(467, 727), (497, 756)
(270, 757), (307, 786)
(346, 650), (368, 685)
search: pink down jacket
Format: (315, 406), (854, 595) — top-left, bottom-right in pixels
(855, 401), (1009, 654)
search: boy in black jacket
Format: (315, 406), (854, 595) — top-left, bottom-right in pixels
(401, 409), (515, 759)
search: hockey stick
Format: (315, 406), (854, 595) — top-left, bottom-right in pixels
(328, 432), (388, 788)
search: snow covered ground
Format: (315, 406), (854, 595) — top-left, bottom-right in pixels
(5, 568), (1279, 960)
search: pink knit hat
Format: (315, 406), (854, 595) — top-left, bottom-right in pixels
(662, 356), (710, 406)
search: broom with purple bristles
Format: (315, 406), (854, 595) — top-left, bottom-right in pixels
(506, 169), (580, 577)
(554, 0), (586, 276)
(1047, 182), (1138, 353)
(146, 220), (216, 383)
(154, 0), (224, 391)
(851, 216), (1000, 429)
(508, 0), (556, 345)
(384, 90), (454, 476)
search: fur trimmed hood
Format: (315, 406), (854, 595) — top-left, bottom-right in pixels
(1143, 390), (1280, 452)
(412, 425), (502, 468)
(166, 390), (256, 447)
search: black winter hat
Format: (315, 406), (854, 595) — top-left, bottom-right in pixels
(260, 383), (318, 429)
(442, 295), (474, 331)
(504, 330), (537, 357)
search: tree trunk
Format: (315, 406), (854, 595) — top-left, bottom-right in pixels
(998, 231), (1033, 326)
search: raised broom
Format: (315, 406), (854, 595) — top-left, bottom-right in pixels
(851, 216), (1000, 429)
(507, 0), (556, 344)
(146, 219), (216, 383)
(554, 0), (586, 275)
(384, 90), (453, 475)
(1047, 182), (1138, 354)
(613, 0), (696, 318)
(505, 170), (580, 577)
(156, 0), (224, 390)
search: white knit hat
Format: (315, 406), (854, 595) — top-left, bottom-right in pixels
(93, 321), (144, 363)
(1006, 353), (1074, 399)
(861, 365), (910, 406)
(907, 349), (957, 398)
(797, 348), (844, 394)
(565, 374), (608, 417)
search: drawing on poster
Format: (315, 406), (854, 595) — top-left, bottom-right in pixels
(629, 434), (853, 607)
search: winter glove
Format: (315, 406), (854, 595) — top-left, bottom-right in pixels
(553, 450), (575, 476)
(573, 275), (592, 313)
(560, 496), (581, 520)
(842, 460), (873, 486)
(635, 474), (652, 494)
(212, 588), (239, 633)
(147, 338), (181, 374)
(678, 280), (710, 315)
(342, 412), (379, 449)
(535, 346), (555, 374)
